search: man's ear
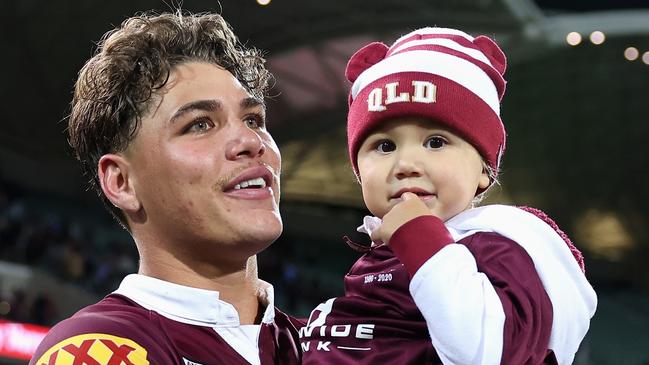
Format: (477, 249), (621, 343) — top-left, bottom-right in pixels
(98, 154), (141, 213)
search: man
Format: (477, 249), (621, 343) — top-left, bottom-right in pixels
(30, 11), (300, 365)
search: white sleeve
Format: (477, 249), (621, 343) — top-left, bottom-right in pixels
(409, 244), (505, 365)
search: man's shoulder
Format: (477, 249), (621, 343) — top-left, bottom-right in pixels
(30, 294), (173, 365)
(63, 294), (159, 333)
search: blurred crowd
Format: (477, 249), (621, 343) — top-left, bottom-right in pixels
(0, 289), (57, 327)
(0, 178), (138, 326)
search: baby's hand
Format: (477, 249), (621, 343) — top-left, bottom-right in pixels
(370, 192), (433, 245)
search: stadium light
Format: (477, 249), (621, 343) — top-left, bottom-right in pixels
(566, 32), (582, 46)
(589, 31), (605, 45)
(624, 47), (639, 61)
(643, 51), (649, 65)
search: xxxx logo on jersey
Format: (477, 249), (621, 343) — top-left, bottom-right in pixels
(34, 333), (149, 365)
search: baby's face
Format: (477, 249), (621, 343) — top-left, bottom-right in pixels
(357, 117), (490, 221)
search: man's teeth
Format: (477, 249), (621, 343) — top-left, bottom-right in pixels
(233, 177), (266, 190)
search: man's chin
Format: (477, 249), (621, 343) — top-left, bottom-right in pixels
(256, 223), (283, 247)
(239, 219), (283, 251)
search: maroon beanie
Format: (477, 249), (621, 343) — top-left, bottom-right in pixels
(346, 27), (508, 183)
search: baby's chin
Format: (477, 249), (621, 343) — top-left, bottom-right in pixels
(439, 206), (474, 223)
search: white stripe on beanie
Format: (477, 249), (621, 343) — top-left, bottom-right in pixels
(390, 27), (475, 46)
(350, 50), (501, 115)
(389, 38), (494, 67)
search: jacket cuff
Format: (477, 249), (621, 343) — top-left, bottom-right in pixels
(390, 215), (454, 276)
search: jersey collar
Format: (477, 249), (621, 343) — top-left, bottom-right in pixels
(113, 274), (276, 327)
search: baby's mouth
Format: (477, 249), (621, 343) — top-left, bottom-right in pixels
(390, 187), (435, 200)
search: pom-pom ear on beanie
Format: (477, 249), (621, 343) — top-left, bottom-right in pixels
(346, 27), (508, 188)
(346, 42), (389, 83)
(473, 35), (507, 99)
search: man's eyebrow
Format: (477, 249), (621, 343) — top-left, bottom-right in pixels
(170, 99), (221, 124)
(240, 97), (265, 112)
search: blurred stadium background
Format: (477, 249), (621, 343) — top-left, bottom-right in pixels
(1, 0), (648, 363)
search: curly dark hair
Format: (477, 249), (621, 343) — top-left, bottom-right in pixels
(68, 11), (272, 230)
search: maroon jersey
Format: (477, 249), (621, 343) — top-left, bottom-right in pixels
(300, 205), (599, 364)
(300, 244), (439, 364)
(30, 275), (301, 365)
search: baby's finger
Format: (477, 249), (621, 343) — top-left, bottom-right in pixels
(401, 191), (418, 201)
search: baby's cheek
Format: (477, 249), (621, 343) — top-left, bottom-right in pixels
(424, 199), (438, 213)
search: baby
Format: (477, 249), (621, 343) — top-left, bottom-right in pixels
(299, 27), (597, 365)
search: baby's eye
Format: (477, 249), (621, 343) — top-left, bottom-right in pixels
(424, 136), (447, 149)
(375, 139), (396, 153)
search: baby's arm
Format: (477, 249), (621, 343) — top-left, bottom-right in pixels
(392, 219), (553, 365)
(374, 195), (554, 365)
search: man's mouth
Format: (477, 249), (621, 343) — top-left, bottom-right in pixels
(233, 176), (267, 190)
(221, 165), (275, 197)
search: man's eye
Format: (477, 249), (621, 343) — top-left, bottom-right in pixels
(185, 119), (214, 134)
(375, 140), (396, 153)
(424, 136), (447, 149)
(244, 114), (265, 129)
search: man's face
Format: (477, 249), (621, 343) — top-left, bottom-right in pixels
(125, 62), (282, 261)
(357, 118), (489, 221)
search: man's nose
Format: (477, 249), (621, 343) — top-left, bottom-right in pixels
(393, 148), (423, 179)
(225, 123), (266, 160)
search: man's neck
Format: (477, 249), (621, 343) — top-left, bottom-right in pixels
(137, 249), (265, 325)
